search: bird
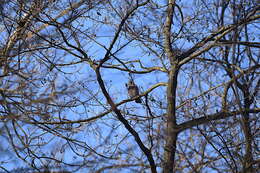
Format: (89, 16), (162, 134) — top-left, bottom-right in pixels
(126, 80), (142, 103)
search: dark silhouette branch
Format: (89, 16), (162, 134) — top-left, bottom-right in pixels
(177, 108), (260, 132)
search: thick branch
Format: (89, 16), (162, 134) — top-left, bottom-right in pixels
(177, 108), (260, 132)
(163, 0), (175, 63)
(163, 1), (179, 172)
(95, 68), (157, 173)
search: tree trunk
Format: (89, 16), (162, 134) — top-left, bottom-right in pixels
(163, 66), (179, 173)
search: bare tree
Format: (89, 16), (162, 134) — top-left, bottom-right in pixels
(0, 0), (259, 173)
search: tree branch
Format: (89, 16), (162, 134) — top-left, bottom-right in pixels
(177, 108), (260, 132)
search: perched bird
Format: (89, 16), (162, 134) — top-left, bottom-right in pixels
(126, 80), (142, 103)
